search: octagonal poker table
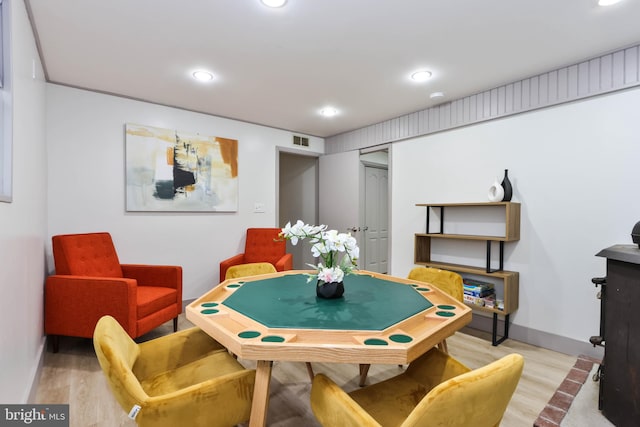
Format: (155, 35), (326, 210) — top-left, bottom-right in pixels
(187, 270), (472, 427)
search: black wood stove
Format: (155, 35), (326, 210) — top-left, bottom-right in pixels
(593, 244), (640, 427)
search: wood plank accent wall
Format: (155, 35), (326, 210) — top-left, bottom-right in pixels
(326, 44), (640, 153)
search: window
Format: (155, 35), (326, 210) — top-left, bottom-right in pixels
(0, 0), (12, 203)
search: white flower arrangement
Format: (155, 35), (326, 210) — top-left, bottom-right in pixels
(280, 220), (359, 283)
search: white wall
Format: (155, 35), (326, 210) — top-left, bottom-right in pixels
(45, 85), (323, 299)
(0, 0), (47, 403)
(391, 87), (640, 345)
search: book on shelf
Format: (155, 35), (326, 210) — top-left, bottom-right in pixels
(463, 281), (494, 297)
(463, 278), (494, 288)
(463, 292), (501, 310)
(464, 287), (494, 298)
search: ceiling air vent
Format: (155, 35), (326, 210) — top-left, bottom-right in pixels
(293, 135), (309, 147)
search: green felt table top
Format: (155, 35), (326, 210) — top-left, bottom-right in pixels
(222, 273), (433, 331)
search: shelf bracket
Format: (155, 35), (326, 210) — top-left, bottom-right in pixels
(492, 313), (510, 346)
(426, 205), (444, 234)
(486, 240), (504, 273)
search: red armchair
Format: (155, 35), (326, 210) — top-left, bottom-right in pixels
(219, 228), (293, 282)
(45, 232), (182, 352)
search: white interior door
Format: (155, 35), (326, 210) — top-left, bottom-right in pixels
(364, 166), (389, 273)
(319, 150), (360, 237)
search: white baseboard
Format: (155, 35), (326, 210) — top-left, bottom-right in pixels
(467, 315), (604, 360)
(27, 337), (47, 403)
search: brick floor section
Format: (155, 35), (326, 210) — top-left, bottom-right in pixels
(533, 355), (600, 427)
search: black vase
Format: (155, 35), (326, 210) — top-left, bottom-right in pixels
(316, 280), (344, 299)
(632, 221), (640, 248)
(501, 169), (513, 202)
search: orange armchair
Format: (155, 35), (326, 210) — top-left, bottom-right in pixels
(45, 232), (182, 352)
(219, 228), (293, 282)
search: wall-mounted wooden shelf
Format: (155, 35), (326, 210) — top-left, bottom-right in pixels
(416, 202), (520, 241)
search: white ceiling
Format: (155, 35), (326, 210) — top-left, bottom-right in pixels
(26, 0), (640, 138)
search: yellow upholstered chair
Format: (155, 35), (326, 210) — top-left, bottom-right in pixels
(93, 315), (255, 427)
(408, 266), (464, 302)
(225, 262), (277, 280)
(407, 266), (464, 353)
(310, 347), (524, 427)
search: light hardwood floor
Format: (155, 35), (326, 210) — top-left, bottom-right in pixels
(34, 316), (576, 426)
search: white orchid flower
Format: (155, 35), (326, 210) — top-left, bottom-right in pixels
(280, 220), (360, 282)
(311, 241), (330, 257)
(318, 266), (345, 283)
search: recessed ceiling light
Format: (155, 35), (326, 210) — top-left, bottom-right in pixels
(598, 0), (622, 5)
(192, 70), (214, 82)
(320, 107), (338, 117)
(430, 92), (445, 99)
(261, 0), (287, 7)
(411, 70), (433, 82)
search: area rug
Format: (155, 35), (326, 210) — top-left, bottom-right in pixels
(534, 355), (612, 427)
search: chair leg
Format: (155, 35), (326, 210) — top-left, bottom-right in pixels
(50, 335), (59, 353)
(306, 362), (315, 381)
(359, 364), (371, 387)
(173, 317), (178, 332)
(437, 339), (449, 354)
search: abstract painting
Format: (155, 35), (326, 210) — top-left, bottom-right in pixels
(125, 123), (238, 212)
